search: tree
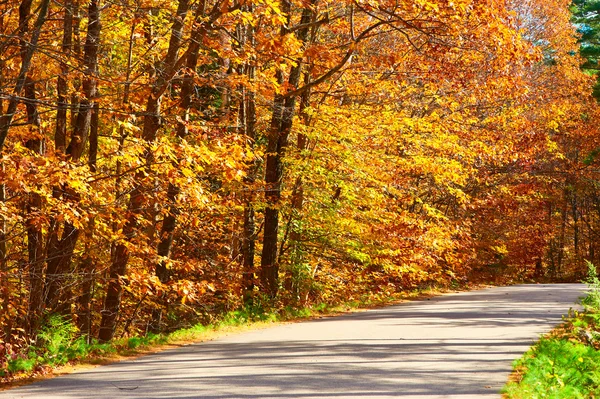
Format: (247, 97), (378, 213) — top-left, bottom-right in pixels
(0, 0), (598, 356)
(573, 0), (600, 99)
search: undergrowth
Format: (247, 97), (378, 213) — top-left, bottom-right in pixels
(503, 261), (600, 398)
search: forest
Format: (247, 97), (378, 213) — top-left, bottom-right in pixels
(1, 0), (600, 353)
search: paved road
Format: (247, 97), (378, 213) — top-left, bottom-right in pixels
(0, 284), (586, 399)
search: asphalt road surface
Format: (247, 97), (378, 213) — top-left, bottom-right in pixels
(0, 284), (586, 399)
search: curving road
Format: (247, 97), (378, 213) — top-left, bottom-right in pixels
(0, 284), (586, 399)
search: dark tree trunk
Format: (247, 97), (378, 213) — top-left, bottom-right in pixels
(0, 163), (9, 340)
(149, 182), (180, 333)
(260, 5), (313, 298)
(78, 253), (94, 341)
(98, 190), (140, 342)
(66, 0), (100, 161)
(15, 0), (47, 335)
(77, 216), (96, 341)
(283, 74), (312, 302)
(150, 0), (208, 333)
(89, 102), (99, 170)
(45, 0), (100, 314)
(0, 13), (7, 338)
(241, 86), (258, 301)
(0, 0), (49, 153)
(26, 194), (44, 334)
(101, 0), (190, 341)
(55, 0), (73, 153)
(235, 8), (258, 302)
(260, 89), (286, 297)
(44, 219), (80, 311)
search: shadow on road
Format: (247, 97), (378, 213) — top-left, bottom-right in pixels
(0, 284), (585, 399)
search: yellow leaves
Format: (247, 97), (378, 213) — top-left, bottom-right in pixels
(491, 245), (509, 256)
(229, 9), (257, 27)
(181, 167), (195, 179)
(117, 120), (140, 134)
(412, 0), (439, 13)
(257, 0), (288, 25)
(545, 137), (564, 159)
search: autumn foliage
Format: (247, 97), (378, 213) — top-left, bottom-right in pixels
(0, 0), (599, 355)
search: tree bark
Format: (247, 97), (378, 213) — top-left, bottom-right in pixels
(0, 13), (7, 338)
(14, 0), (47, 335)
(45, 0), (100, 313)
(260, 4), (313, 298)
(101, 0), (190, 341)
(66, 0), (100, 161)
(241, 85), (258, 301)
(77, 218), (96, 341)
(55, 0), (73, 153)
(0, 162), (10, 340)
(0, 0), (50, 153)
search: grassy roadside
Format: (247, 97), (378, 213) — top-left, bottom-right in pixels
(1, 284), (463, 388)
(503, 264), (600, 398)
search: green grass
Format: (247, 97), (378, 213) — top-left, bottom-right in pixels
(503, 262), (600, 398)
(503, 338), (600, 398)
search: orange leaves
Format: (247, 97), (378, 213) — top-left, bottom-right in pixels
(0, 0), (599, 348)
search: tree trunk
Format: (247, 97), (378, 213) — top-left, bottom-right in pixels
(0, 14), (7, 339)
(241, 90), (258, 299)
(45, 0), (100, 313)
(286, 74), (312, 302)
(149, 182), (180, 333)
(572, 190), (579, 266)
(260, 5), (313, 298)
(0, 0), (50, 153)
(101, 0), (190, 341)
(79, 104), (98, 337)
(77, 219), (95, 342)
(236, 8), (258, 302)
(150, 0), (211, 333)
(0, 162), (10, 340)
(15, 0), (47, 335)
(55, 0), (73, 153)
(66, 0), (100, 161)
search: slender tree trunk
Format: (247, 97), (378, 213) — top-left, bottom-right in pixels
(101, 0), (190, 341)
(235, 7), (258, 302)
(89, 103), (99, 169)
(99, 197), (138, 342)
(70, 2), (81, 130)
(26, 195), (44, 334)
(82, 107), (99, 328)
(55, 0), (73, 153)
(78, 100), (97, 334)
(0, 0), (50, 153)
(572, 191), (579, 265)
(78, 243), (94, 340)
(15, 0), (48, 335)
(286, 74), (312, 301)
(66, 0), (100, 161)
(0, 13), (7, 338)
(149, 181), (180, 333)
(241, 86), (257, 301)
(260, 5), (313, 297)
(0, 163), (10, 340)
(45, 0), (100, 313)
(112, 16), (137, 266)
(557, 196), (568, 276)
